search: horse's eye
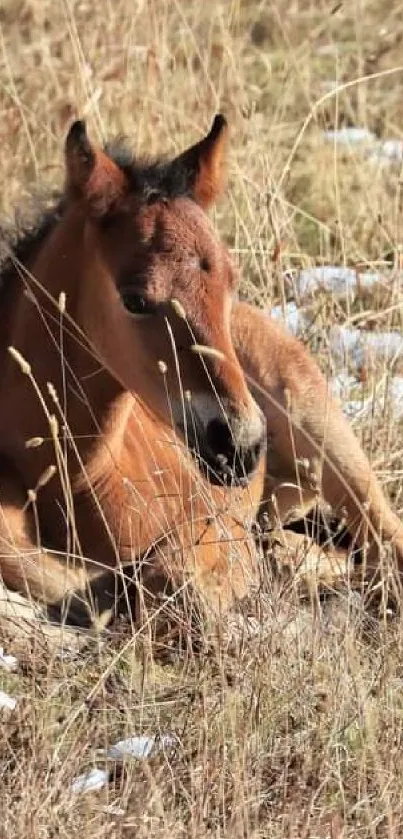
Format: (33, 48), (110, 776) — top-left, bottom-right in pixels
(121, 292), (158, 317)
(200, 256), (211, 272)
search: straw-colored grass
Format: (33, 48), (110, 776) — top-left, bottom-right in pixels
(2, 0), (403, 835)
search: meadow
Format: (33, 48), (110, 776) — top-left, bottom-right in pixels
(2, 0), (403, 835)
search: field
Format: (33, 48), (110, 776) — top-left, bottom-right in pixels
(2, 0), (403, 836)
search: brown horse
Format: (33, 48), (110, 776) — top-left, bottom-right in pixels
(0, 115), (402, 627)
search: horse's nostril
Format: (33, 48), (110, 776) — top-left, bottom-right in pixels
(205, 418), (233, 456)
(204, 415), (264, 483)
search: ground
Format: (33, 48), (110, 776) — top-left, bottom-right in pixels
(1, 0), (403, 836)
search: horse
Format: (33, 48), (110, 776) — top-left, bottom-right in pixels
(0, 114), (402, 629)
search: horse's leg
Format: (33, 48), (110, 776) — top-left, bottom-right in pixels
(0, 462), (94, 623)
(232, 302), (403, 581)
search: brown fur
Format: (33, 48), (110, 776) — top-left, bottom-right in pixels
(0, 116), (402, 628)
(232, 304), (403, 575)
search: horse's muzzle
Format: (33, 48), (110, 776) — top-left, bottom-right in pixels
(186, 403), (266, 487)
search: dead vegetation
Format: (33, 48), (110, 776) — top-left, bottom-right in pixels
(2, 0), (403, 836)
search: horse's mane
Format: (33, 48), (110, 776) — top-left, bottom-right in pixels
(0, 138), (191, 308)
(0, 192), (65, 307)
(104, 137), (192, 202)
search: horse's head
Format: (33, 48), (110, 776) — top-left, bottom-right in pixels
(64, 116), (265, 485)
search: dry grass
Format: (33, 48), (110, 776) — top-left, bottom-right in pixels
(2, 0), (403, 836)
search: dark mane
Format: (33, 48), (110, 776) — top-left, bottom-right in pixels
(0, 192), (65, 306)
(0, 137), (191, 307)
(105, 139), (192, 203)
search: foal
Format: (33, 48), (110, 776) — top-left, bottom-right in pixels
(0, 117), (267, 623)
(0, 115), (402, 626)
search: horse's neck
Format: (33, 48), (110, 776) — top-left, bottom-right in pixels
(0, 274), (18, 357)
(0, 208), (120, 461)
(1, 206), (81, 376)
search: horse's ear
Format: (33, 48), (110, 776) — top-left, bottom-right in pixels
(65, 120), (126, 216)
(174, 114), (228, 209)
